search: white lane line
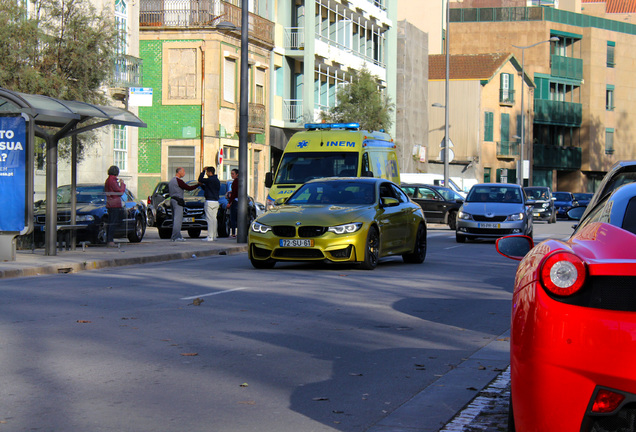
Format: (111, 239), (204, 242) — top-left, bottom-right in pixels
(180, 287), (247, 300)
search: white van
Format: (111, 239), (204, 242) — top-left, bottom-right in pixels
(400, 173), (468, 198)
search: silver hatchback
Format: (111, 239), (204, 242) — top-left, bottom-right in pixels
(456, 183), (534, 242)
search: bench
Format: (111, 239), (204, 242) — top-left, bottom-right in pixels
(55, 225), (86, 251)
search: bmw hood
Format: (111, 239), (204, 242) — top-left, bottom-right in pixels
(462, 202), (526, 216)
(257, 204), (371, 226)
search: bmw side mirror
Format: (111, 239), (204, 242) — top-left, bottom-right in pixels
(381, 197), (400, 207)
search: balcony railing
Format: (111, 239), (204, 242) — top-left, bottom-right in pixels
(497, 141), (519, 158)
(140, 0), (273, 46)
(284, 27), (304, 50)
(551, 55), (583, 81)
(236, 103), (266, 133)
(499, 89), (515, 105)
(534, 99), (582, 127)
(533, 144), (581, 170)
(111, 54), (143, 88)
(284, 99), (303, 123)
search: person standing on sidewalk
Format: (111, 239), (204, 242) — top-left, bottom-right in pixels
(198, 166), (221, 241)
(104, 165), (126, 247)
(226, 168), (239, 238)
(168, 167), (199, 242)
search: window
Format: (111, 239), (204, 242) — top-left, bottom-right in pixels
(484, 167), (491, 183)
(484, 112), (494, 142)
(167, 48), (198, 100)
(168, 146), (196, 180)
(223, 57), (236, 104)
(606, 85), (615, 111)
(113, 125), (127, 171)
(222, 145), (238, 179)
(500, 73), (514, 104)
(607, 41), (615, 68)
(255, 68), (265, 104)
(605, 129), (614, 155)
(115, 0), (127, 55)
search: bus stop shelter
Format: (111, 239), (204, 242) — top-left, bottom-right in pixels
(0, 87), (146, 259)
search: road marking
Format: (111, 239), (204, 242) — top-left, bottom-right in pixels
(180, 287), (247, 300)
(444, 245), (463, 250)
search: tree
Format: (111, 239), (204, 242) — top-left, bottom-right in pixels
(320, 66), (394, 132)
(0, 0), (120, 160)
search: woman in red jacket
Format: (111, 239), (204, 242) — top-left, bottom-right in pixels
(104, 165), (126, 247)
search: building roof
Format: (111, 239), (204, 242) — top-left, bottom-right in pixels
(582, 0), (636, 13)
(429, 52), (532, 85)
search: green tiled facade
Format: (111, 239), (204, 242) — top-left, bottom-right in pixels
(138, 40), (202, 175)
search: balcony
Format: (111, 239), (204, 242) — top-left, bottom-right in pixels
(284, 27), (304, 50)
(284, 99), (303, 124)
(499, 89), (515, 105)
(551, 55), (583, 81)
(111, 54), (143, 88)
(497, 141), (519, 159)
(140, 0), (274, 47)
(533, 144), (581, 170)
(534, 99), (582, 127)
(236, 103), (266, 133)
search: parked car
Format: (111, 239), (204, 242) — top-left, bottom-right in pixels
(401, 183), (463, 230)
(155, 181), (257, 239)
(248, 177), (427, 270)
(580, 160), (636, 222)
(496, 180), (636, 432)
(572, 192), (593, 207)
(33, 184), (147, 246)
(455, 183), (533, 243)
(146, 181), (169, 227)
(553, 191), (578, 219)
(523, 186), (556, 223)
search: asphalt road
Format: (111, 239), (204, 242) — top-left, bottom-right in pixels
(0, 221), (575, 432)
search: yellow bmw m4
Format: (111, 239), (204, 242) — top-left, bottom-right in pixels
(248, 177), (427, 270)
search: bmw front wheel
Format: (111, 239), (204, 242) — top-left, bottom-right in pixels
(359, 226), (380, 270)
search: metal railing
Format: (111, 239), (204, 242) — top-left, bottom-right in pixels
(551, 55), (583, 81)
(140, 0), (273, 46)
(284, 99), (303, 123)
(284, 27), (304, 50)
(534, 99), (582, 127)
(111, 54), (143, 88)
(236, 103), (266, 132)
(497, 141), (519, 158)
(533, 144), (581, 170)
(499, 89), (515, 105)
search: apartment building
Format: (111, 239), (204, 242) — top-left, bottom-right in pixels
(137, 0), (274, 204)
(448, 4), (636, 192)
(269, 0), (397, 171)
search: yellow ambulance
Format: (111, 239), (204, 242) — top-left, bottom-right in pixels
(264, 122), (400, 209)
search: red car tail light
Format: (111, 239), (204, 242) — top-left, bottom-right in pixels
(592, 389), (625, 413)
(540, 251), (586, 296)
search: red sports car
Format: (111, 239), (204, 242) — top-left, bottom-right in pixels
(496, 180), (636, 432)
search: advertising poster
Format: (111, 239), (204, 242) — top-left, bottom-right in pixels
(0, 116), (26, 232)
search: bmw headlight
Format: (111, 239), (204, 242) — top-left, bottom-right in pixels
(507, 212), (524, 221)
(458, 211), (473, 220)
(75, 215), (94, 222)
(251, 221), (272, 234)
(328, 222), (363, 235)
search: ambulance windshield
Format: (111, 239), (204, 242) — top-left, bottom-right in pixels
(274, 152), (359, 184)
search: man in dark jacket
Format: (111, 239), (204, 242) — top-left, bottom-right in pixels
(168, 167), (199, 242)
(104, 165), (126, 247)
(198, 166), (221, 241)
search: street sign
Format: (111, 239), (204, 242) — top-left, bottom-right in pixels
(128, 87), (153, 107)
(439, 137), (455, 163)
(217, 148), (224, 166)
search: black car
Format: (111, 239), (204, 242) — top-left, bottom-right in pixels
(401, 183), (464, 230)
(146, 181), (169, 227)
(524, 186), (556, 223)
(155, 181), (257, 239)
(33, 184), (147, 246)
(553, 191), (578, 219)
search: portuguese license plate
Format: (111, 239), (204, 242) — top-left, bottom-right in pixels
(479, 222), (500, 229)
(184, 217), (195, 223)
(280, 239), (313, 247)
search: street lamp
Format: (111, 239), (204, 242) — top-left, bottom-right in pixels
(443, 0), (450, 189)
(512, 36), (559, 186)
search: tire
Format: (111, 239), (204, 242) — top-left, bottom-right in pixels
(403, 224), (427, 264)
(187, 228), (201, 238)
(250, 256), (276, 269)
(127, 216), (145, 243)
(507, 394), (516, 432)
(217, 208), (228, 238)
(158, 228), (171, 239)
(359, 226), (380, 270)
(448, 210), (457, 231)
(456, 232), (466, 243)
(94, 222), (107, 244)
(147, 210), (155, 227)
(550, 212), (557, 224)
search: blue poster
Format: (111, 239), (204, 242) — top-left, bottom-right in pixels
(0, 116), (26, 232)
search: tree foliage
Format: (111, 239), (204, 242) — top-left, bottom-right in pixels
(320, 66), (394, 132)
(0, 0), (119, 104)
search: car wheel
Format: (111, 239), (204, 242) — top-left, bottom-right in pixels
(127, 216), (145, 243)
(456, 232), (466, 243)
(550, 212), (557, 224)
(217, 210), (228, 238)
(95, 223), (107, 245)
(359, 226), (380, 270)
(507, 394), (516, 432)
(158, 228), (171, 239)
(147, 210), (155, 227)
(188, 228), (201, 238)
(403, 223), (427, 264)
(448, 210), (457, 231)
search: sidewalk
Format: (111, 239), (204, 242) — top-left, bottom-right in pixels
(0, 235), (248, 279)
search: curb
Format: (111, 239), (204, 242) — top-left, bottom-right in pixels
(0, 245), (249, 279)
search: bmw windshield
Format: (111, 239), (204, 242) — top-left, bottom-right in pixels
(287, 181), (375, 205)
